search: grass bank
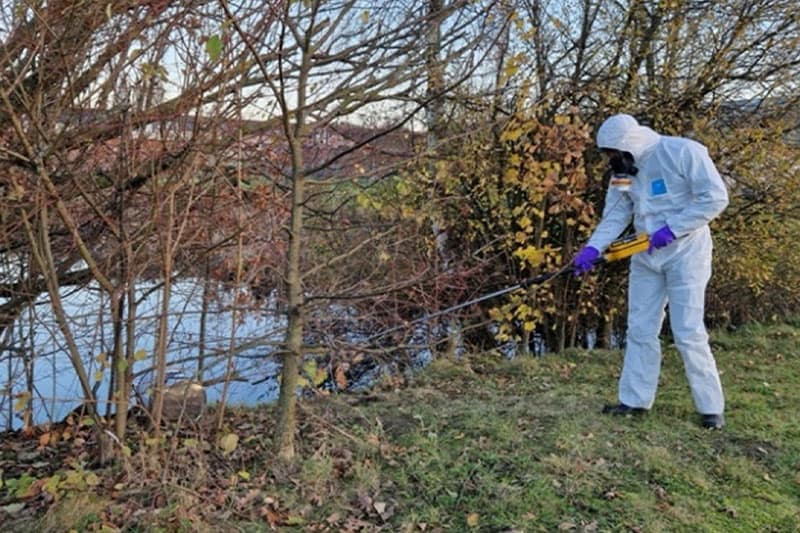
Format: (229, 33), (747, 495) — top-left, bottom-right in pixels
(2, 321), (799, 531)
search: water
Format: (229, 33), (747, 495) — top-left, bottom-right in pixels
(1, 279), (284, 430)
(2, 276), (614, 430)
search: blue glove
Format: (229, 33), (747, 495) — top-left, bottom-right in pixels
(573, 246), (600, 275)
(648, 225), (676, 254)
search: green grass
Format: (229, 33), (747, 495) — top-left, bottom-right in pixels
(6, 322), (800, 532)
(282, 322), (800, 532)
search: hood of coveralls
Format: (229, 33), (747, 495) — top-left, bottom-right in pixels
(596, 114), (661, 161)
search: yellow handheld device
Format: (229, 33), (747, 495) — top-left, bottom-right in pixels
(602, 233), (650, 263)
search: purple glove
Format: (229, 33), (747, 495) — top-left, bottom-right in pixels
(573, 246), (600, 275)
(648, 225), (676, 254)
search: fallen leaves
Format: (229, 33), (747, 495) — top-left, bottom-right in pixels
(355, 491), (394, 523)
(37, 433), (51, 449)
(335, 364), (350, 390)
(330, 447), (353, 477)
(1, 502), (25, 515)
(373, 500), (392, 521)
(218, 432), (239, 454)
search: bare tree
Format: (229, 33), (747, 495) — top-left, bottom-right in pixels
(221, 0), (507, 459)
(0, 1), (285, 441)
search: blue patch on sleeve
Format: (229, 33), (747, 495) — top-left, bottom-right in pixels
(650, 178), (667, 196)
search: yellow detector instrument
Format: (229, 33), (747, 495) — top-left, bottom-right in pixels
(599, 233), (650, 263)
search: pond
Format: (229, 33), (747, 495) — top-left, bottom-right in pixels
(2, 276), (606, 430)
(1, 275), (446, 431)
(1, 279), (285, 430)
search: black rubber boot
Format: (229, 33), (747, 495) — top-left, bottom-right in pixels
(701, 414), (724, 429)
(602, 403), (648, 416)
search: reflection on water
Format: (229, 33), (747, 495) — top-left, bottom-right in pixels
(1, 279), (284, 430)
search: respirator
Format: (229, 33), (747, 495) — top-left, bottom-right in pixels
(607, 150), (638, 176)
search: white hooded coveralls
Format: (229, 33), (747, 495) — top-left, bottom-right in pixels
(588, 114), (729, 415)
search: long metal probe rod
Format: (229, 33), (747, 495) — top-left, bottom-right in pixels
(364, 264), (572, 343)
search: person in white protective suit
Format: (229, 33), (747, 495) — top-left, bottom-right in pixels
(572, 114), (729, 429)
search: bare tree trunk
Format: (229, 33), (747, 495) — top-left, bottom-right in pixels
(107, 295), (121, 420)
(22, 310), (34, 428)
(198, 134), (221, 381)
(217, 96), (246, 430)
(21, 206), (98, 418)
(151, 192), (175, 433)
(275, 160), (306, 459)
(556, 315), (566, 353)
(520, 329), (531, 357)
(21, 204), (113, 461)
(5, 349), (12, 430)
(111, 294), (128, 437)
(198, 257), (212, 379)
(273, 0), (318, 459)
(528, 0), (549, 99)
(600, 312), (614, 350)
(427, 0), (461, 359)
(113, 103), (134, 437)
(115, 277), (137, 438)
(275, 95), (308, 462)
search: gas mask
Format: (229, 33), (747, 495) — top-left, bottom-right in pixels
(607, 150), (638, 176)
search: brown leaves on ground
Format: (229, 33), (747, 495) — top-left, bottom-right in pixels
(1, 417), (100, 527)
(0, 402), (400, 531)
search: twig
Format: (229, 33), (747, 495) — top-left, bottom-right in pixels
(298, 402), (365, 445)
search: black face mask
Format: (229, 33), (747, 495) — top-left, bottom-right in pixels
(608, 150), (638, 176)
